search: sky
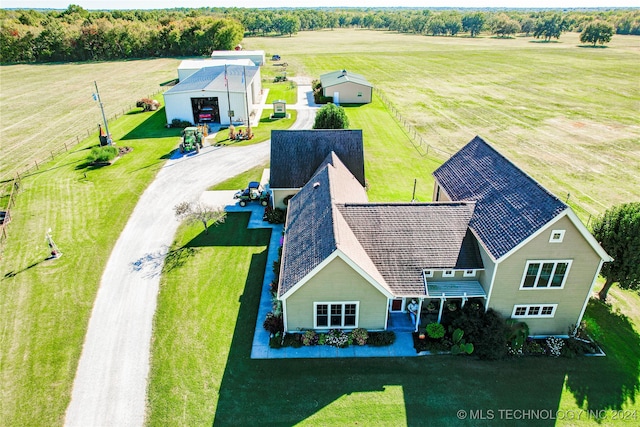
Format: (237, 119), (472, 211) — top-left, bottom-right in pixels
(1, 0), (638, 10)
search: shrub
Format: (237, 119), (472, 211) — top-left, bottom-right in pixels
(452, 307), (509, 360)
(426, 322), (445, 339)
(302, 330), (318, 346)
(171, 118), (192, 128)
(264, 206), (286, 224)
(263, 312), (283, 335)
(325, 329), (349, 348)
(522, 339), (545, 356)
(367, 331), (396, 347)
(351, 328), (368, 345)
(87, 145), (118, 163)
(545, 336), (564, 357)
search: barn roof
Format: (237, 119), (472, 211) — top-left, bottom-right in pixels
(320, 69), (373, 88)
(165, 65), (259, 94)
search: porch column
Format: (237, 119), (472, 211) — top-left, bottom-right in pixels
(437, 293), (445, 323)
(415, 299), (424, 332)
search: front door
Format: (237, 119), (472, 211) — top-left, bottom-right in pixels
(390, 298), (403, 312)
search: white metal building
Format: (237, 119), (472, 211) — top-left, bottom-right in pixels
(163, 65), (262, 127)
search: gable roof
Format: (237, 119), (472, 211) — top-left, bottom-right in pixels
(433, 136), (567, 261)
(320, 70), (373, 88)
(337, 203), (482, 295)
(278, 152), (484, 299)
(165, 65), (258, 94)
(278, 154), (377, 298)
(270, 130), (365, 188)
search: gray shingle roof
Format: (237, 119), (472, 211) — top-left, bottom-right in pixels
(270, 130), (365, 188)
(165, 65), (258, 93)
(320, 70), (373, 88)
(337, 203), (482, 295)
(433, 136), (567, 261)
(278, 152), (483, 298)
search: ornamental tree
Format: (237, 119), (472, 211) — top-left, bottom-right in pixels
(591, 202), (640, 301)
(580, 21), (614, 47)
(313, 103), (349, 129)
(174, 201), (226, 235)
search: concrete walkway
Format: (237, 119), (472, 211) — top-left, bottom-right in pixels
(65, 82), (317, 427)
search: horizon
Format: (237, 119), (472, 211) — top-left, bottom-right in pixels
(2, 1), (639, 10)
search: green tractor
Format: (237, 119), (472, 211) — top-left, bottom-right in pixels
(179, 126), (203, 154)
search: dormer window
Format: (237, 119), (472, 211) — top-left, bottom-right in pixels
(423, 269), (434, 278)
(463, 269), (476, 277)
(442, 270), (455, 278)
(549, 230), (565, 243)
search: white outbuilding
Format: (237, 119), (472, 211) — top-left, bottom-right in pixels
(320, 69), (373, 104)
(177, 58), (254, 82)
(163, 65), (262, 127)
(211, 50), (266, 66)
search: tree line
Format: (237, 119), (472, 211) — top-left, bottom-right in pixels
(1, 5), (638, 63)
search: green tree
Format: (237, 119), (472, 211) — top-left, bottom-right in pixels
(492, 14), (521, 38)
(462, 12), (485, 37)
(313, 103), (349, 130)
(174, 201), (226, 235)
(580, 21), (614, 46)
(591, 202), (640, 301)
(533, 14), (567, 42)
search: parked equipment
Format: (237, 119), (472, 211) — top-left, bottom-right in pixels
(179, 126), (203, 153)
(234, 181), (269, 207)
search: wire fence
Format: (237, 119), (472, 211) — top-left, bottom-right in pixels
(374, 88), (453, 160)
(0, 87), (167, 256)
(373, 88), (598, 227)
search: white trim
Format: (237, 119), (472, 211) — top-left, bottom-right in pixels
(282, 299), (289, 332)
(549, 229), (565, 243)
(423, 269), (434, 278)
(497, 209), (612, 264)
(280, 250), (393, 301)
(512, 304), (557, 318)
(519, 260), (572, 290)
(483, 247), (499, 311)
(442, 270), (455, 278)
(575, 259), (605, 334)
(463, 269), (476, 277)
(313, 301), (359, 329)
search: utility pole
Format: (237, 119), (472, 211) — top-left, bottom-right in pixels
(93, 81), (112, 145)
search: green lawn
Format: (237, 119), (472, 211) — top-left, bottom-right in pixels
(0, 105), (181, 427)
(147, 216), (639, 426)
(210, 109), (297, 146)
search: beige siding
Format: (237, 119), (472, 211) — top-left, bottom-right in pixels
(323, 82), (372, 104)
(477, 243), (496, 295)
(285, 256), (388, 331)
(272, 188), (299, 210)
(432, 182), (451, 202)
(488, 216), (601, 335)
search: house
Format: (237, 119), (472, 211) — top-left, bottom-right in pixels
(163, 65), (261, 127)
(211, 49), (266, 66)
(269, 129), (365, 209)
(276, 136), (612, 337)
(177, 58), (254, 82)
(319, 70), (373, 104)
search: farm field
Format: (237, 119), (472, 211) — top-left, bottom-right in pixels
(0, 58), (180, 180)
(247, 29), (640, 220)
(0, 28), (638, 427)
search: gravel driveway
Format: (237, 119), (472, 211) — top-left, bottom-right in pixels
(65, 86), (315, 427)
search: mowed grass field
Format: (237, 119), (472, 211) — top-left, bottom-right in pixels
(246, 29), (640, 219)
(0, 58), (180, 179)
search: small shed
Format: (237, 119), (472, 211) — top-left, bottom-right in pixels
(272, 100), (287, 118)
(320, 69), (373, 104)
(211, 50), (266, 66)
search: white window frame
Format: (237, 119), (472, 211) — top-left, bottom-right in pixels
(442, 270), (455, 278)
(549, 229), (566, 243)
(423, 269), (433, 278)
(519, 260), (572, 290)
(512, 304), (557, 318)
(463, 269), (476, 277)
(314, 302), (359, 329)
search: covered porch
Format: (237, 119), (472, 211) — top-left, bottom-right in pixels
(420, 280), (487, 326)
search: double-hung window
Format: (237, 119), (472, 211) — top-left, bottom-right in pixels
(521, 260), (571, 289)
(315, 302), (358, 328)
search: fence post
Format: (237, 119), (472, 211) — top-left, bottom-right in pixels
(35, 160), (39, 170)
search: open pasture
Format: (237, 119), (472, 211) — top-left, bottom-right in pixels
(246, 29), (640, 218)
